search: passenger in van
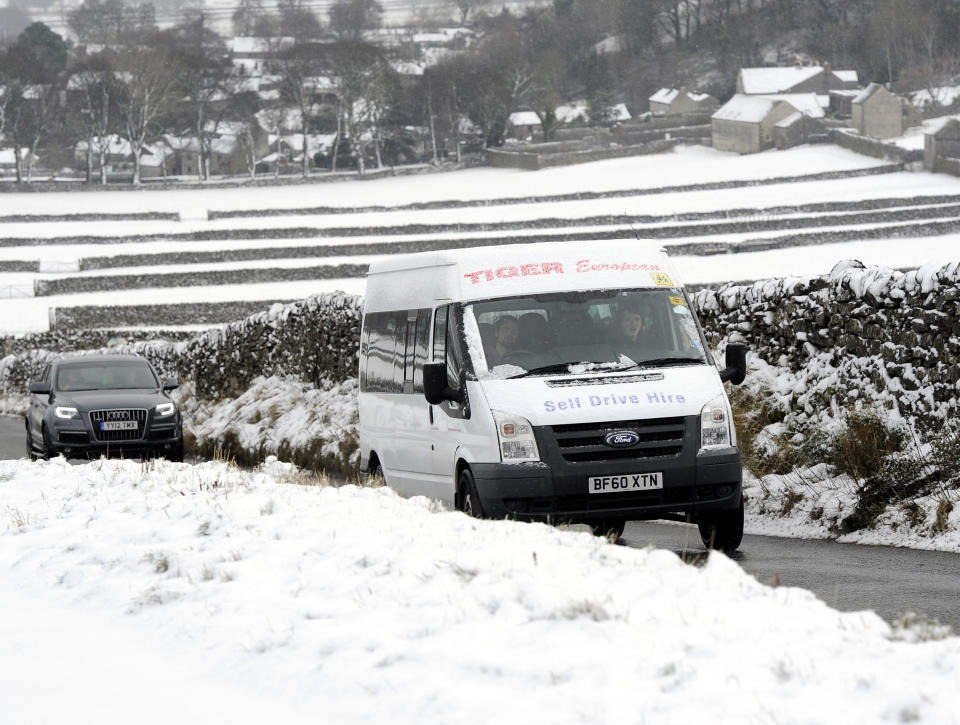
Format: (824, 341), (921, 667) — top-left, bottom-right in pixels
(609, 301), (651, 358)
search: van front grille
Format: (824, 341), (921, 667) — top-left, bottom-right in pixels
(89, 409), (147, 442)
(550, 416), (686, 463)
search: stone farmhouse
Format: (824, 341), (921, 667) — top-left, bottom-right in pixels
(711, 93), (824, 154)
(737, 66), (859, 95)
(648, 87), (719, 115)
(851, 83), (921, 139)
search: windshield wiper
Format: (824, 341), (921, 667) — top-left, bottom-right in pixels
(618, 357), (703, 371)
(505, 361), (614, 379)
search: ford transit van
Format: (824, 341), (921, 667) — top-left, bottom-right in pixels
(358, 239), (747, 549)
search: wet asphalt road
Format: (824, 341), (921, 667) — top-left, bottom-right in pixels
(2, 414), (958, 629)
(0, 415), (23, 460)
(622, 521), (960, 629)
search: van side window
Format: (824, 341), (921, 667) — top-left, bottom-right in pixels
(445, 309), (462, 390)
(433, 306), (448, 362)
(359, 323), (371, 390)
(364, 311), (402, 393)
(412, 309), (431, 393)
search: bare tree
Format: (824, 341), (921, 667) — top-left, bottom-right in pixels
(280, 42), (326, 177)
(448, 0), (490, 25)
(117, 48), (181, 184)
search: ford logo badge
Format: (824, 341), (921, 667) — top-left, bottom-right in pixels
(604, 431), (640, 448)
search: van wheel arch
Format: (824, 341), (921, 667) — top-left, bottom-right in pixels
(455, 462), (484, 518)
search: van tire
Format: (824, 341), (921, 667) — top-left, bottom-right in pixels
(698, 496), (744, 552)
(591, 520), (626, 541)
(457, 468), (485, 518)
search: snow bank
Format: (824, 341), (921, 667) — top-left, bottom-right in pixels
(1, 457), (959, 724)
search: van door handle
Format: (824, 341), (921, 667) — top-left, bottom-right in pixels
(428, 406), (434, 424)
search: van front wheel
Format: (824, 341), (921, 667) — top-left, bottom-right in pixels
(457, 468), (485, 518)
(698, 496), (744, 552)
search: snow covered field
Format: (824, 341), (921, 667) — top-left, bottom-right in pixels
(1, 457), (958, 725)
(5, 144), (960, 333)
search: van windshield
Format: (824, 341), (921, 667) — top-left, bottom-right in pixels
(463, 289), (708, 379)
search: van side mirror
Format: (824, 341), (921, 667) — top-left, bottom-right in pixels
(162, 377), (179, 391)
(29, 381), (51, 395)
(719, 340), (747, 385)
(423, 361), (458, 405)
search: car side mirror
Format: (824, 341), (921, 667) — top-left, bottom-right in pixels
(423, 362), (460, 405)
(719, 340), (747, 385)
(162, 377), (179, 391)
(29, 381), (51, 395)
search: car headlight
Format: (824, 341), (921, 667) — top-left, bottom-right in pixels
(55, 406), (78, 419)
(492, 410), (540, 462)
(155, 402), (176, 417)
(700, 394), (733, 450)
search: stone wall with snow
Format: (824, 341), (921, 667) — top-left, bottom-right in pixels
(1, 292), (361, 400)
(693, 260), (960, 425)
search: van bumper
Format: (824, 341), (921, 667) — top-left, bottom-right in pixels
(470, 447), (742, 524)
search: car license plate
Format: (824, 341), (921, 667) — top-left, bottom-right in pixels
(101, 421), (137, 431)
(588, 472), (663, 494)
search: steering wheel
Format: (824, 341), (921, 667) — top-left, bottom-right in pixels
(500, 350), (539, 366)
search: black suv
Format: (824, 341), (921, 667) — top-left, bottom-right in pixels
(26, 354), (184, 461)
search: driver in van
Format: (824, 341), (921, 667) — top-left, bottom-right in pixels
(489, 315), (520, 366)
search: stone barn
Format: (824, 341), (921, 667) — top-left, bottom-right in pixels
(852, 83), (921, 138)
(924, 117), (960, 176)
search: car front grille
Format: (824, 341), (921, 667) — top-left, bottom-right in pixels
(550, 416), (686, 463)
(89, 409), (147, 442)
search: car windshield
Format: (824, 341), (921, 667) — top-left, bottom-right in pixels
(463, 289), (708, 379)
(56, 363), (158, 391)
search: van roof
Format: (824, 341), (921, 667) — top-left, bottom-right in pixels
(364, 239), (680, 311)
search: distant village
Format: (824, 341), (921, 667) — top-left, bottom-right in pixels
(3, 4), (960, 184)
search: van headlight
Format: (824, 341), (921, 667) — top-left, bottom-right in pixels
(700, 394), (733, 450)
(155, 402), (176, 417)
(492, 410), (540, 462)
(55, 406), (78, 419)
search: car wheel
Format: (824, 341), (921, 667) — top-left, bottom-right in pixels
(26, 424), (37, 461)
(591, 520), (626, 541)
(698, 496), (744, 552)
(457, 468), (485, 518)
(168, 441), (184, 463)
(41, 425), (57, 461)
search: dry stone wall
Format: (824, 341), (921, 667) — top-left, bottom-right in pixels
(692, 260), (960, 426)
(1, 292), (361, 400)
(8, 262), (960, 431)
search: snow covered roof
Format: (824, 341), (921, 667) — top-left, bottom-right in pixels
(832, 70), (859, 83)
(231, 36), (295, 55)
(592, 35), (624, 54)
(608, 103), (631, 121)
(390, 61), (424, 76)
(0, 147), (33, 165)
(739, 66), (822, 94)
(712, 95), (780, 123)
(757, 93), (825, 118)
(775, 111), (803, 128)
(924, 116), (960, 136)
(853, 83), (885, 105)
(508, 111), (541, 127)
(650, 88), (679, 104)
(555, 102), (588, 124)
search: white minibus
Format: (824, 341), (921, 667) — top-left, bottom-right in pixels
(358, 239), (747, 549)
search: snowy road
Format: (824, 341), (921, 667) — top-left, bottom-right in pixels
(623, 522), (960, 629)
(0, 416), (22, 460)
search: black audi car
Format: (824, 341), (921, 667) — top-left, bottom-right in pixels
(26, 354), (183, 461)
